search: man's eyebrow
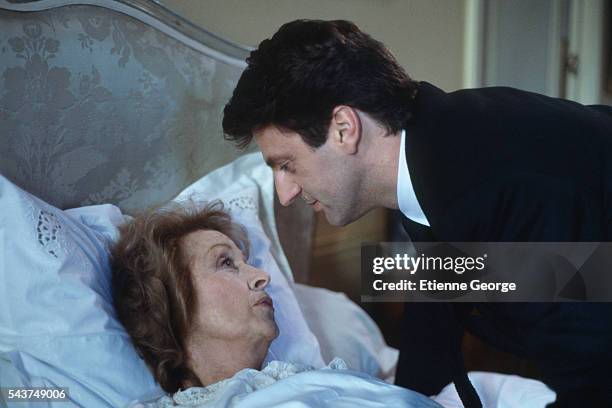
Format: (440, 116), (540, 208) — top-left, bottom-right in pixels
(264, 155), (289, 168)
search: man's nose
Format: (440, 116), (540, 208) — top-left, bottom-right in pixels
(247, 265), (271, 290)
(274, 172), (301, 206)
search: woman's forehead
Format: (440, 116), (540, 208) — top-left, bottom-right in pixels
(182, 229), (238, 258)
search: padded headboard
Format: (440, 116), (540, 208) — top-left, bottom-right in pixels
(0, 0), (251, 211)
(0, 0), (314, 282)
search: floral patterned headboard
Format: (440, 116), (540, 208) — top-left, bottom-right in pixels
(0, 0), (315, 282)
(0, 0), (252, 213)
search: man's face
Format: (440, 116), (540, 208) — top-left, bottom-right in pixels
(254, 125), (367, 226)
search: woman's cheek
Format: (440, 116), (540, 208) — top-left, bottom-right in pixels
(199, 275), (250, 330)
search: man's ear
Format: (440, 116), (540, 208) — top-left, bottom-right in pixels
(329, 106), (361, 154)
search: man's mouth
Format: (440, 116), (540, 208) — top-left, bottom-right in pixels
(302, 196), (316, 205)
(302, 196), (322, 211)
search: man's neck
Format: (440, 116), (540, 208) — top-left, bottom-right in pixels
(360, 126), (401, 210)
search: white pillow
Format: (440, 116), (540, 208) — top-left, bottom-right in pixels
(0, 175), (161, 407)
(293, 283), (399, 382)
(173, 152), (325, 368)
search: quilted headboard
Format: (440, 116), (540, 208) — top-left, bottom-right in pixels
(0, 0), (314, 282)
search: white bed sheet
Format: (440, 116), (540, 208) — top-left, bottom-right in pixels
(220, 369), (442, 408)
(139, 359), (442, 408)
(132, 360), (556, 408)
(432, 371), (556, 408)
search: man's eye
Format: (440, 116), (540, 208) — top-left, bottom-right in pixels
(279, 162), (294, 173)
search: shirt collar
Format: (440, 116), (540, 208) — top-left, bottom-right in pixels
(397, 129), (430, 226)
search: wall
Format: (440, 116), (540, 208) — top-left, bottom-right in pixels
(159, 0), (466, 91)
(483, 0), (560, 96)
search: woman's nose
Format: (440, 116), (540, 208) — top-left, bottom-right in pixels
(247, 265), (271, 290)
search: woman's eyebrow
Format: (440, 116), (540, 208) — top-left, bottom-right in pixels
(206, 242), (232, 255)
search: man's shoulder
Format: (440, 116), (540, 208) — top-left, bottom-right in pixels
(412, 81), (612, 144)
(448, 84), (581, 120)
(420, 81), (612, 124)
(419, 81), (545, 105)
(413, 82), (550, 131)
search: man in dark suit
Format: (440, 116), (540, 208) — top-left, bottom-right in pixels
(222, 19), (612, 407)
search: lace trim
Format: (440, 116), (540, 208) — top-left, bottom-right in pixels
(22, 197), (92, 273)
(226, 196), (257, 213)
(36, 209), (62, 258)
(154, 358), (347, 407)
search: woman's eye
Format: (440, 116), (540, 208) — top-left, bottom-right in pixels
(219, 256), (237, 269)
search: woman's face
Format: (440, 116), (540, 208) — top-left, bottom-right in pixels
(182, 229), (278, 344)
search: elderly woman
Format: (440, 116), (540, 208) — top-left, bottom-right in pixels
(111, 202), (278, 393)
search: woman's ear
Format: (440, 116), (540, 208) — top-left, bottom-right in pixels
(329, 105), (361, 154)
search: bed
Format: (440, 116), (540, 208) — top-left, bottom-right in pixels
(0, 1), (556, 407)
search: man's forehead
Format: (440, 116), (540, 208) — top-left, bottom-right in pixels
(254, 126), (299, 166)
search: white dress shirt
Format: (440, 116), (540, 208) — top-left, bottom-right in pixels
(397, 129), (430, 226)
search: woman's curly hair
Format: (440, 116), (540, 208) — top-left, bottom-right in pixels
(110, 201), (249, 393)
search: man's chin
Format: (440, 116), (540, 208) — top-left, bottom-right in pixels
(323, 205), (374, 226)
(322, 209), (355, 227)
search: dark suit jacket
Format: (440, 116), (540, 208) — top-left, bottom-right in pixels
(394, 82), (612, 407)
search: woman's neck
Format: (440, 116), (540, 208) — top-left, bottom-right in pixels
(187, 335), (270, 387)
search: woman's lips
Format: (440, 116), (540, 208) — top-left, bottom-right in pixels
(255, 297), (274, 308)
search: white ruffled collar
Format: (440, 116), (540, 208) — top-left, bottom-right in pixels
(154, 358), (347, 407)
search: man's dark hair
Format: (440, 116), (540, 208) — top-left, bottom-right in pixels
(223, 19), (419, 148)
